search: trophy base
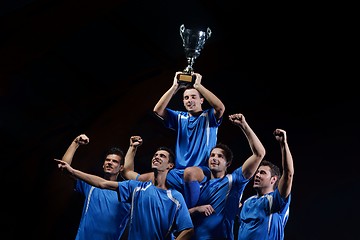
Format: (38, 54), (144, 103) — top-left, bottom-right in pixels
(177, 73), (195, 85)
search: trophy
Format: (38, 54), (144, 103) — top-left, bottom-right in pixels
(177, 24), (212, 85)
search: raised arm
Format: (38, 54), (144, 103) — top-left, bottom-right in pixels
(123, 136), (143, 180)
(55, 159), (118, 190)
(229, 113), (266, 179)
(193, 73), (225, 120)
(153, 72), (184, 120)
(62, 134), (89, 165)
(274, 129), (294, 198)
(123, 136), (154, 182)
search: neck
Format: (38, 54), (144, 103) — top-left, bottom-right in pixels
(256, 187), (274, 196)
(211, 170), (226, 179)
(188, 109), (202, 117)
(104, 172), (119, 181)
(152, 168), (168, 189)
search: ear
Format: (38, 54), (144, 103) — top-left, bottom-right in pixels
(270, 176), (277, 185)
(168, 162), (175, 170)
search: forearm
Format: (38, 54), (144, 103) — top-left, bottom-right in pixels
(195, 84), (225, 117)
(282, 142), (294, 175)
(123, 145), (141, 180)
(71, 168), (118, 190)
(242, 124), (266, 158)
(279, 142), (294, 197)
(124, 145), (137, 171)
(62, 141), (79, 165)
(241, 124), (266, 179)
(188, 207), (197, 215)
(153, 85), (178, 118)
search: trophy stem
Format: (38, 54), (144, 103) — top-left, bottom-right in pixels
(184, 58), (194, 74)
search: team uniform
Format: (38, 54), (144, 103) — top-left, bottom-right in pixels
(191, 167), (250, 240)
(164, 108), (222, 192)
(237, 189), (291, 240)
(74, 180), (130, 240)
(118, 180), (194, 240)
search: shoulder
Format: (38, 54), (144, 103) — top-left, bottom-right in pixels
(138, 172), (154, 182)
(119, 179), (143, 188)
(169, 188), (185, 200)
(231, 167), (249, 182)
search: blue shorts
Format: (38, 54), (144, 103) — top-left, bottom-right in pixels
(166, 166), (211, 194)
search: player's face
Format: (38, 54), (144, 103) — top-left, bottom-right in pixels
(151, 150), (173, 171)
(183, 89), (203, 113)
(103, 154), (122, 175)
(253, 166), (273, 189)
(208, 148), (227, 172)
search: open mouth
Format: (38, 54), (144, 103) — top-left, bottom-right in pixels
(152, 159), (161, 165)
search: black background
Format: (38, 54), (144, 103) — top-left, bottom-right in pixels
(1, 1), (357, 239)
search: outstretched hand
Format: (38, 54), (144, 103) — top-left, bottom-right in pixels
(54, 158), (73, 173)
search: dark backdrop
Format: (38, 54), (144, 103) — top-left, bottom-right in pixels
(1, 1), (357, 239)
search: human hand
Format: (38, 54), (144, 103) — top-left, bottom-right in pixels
(54, 158), (73, 174)
(130, 136), (143, 147)
(273, 129), (286, 143)
(174, 72), (187, 90)
(193, 72), (202, 88)
(74, 134), (89, 145)
(228, 113), (246, 127)
(195, 204), (215, 216)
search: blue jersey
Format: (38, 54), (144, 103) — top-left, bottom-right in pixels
(238, 189), (291, 240)
(75, 180), (130, 240)
(191, 167), (250, 240)
(164, 108), (222, 169)
(118, 180), (193, 240)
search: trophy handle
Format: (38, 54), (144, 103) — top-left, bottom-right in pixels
(180, 24), (185, 44)
(206, 27), (212, 39)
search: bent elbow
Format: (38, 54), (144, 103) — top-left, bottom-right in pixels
(257, 149), (266, 160)
(153, 110), (165, 121)
(218, 105), (225, 117)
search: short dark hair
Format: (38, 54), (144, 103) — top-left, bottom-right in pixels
(104, 146), (125, 165)
(260, 160), (281, 188)
(183, 86), (204, 99)
(157, 146), (175, 165)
